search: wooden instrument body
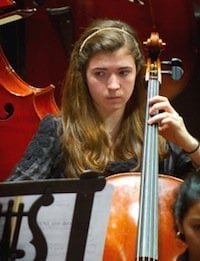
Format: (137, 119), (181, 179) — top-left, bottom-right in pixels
(0, 0), (15, 8)
(0, 48), (59, 181)
(103, 173), (187, 260)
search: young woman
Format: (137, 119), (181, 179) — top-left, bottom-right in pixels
(174, 172), (200, 260)
(7, 19), (200, 181)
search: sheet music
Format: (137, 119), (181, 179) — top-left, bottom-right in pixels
(0, 182), (114, 260)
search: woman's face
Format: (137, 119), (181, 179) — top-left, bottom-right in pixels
(86, 47), (136, 119)
(181, 201), (200, 260)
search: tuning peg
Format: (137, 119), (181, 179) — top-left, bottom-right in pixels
(161, 58), (184, 80)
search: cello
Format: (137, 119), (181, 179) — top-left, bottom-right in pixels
(0, 2), (59, 181)
(0, 0), (15, 8)
(103, 33), (187, 260)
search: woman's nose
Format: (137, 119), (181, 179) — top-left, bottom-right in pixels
(107, 74), (120, 89)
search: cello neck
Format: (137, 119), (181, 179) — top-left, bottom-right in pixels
(136, 32), (165, 260)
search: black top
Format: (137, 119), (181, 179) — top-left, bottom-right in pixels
(7, 114), (195, 181)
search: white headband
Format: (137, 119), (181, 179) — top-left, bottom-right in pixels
(79, 27), (134, 53)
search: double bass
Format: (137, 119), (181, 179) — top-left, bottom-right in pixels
(103, 33), (187, 260)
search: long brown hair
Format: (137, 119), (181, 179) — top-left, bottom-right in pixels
(60, 19), (166, 178)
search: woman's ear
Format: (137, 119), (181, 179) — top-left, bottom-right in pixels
(176, 222), (185, 241)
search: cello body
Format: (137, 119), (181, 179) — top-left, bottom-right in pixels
(103, 173), (186, 260)
(0, 1), (61, 181)
(0, 0), (15, 8)
(0, 47), (59, 181)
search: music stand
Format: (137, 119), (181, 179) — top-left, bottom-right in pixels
(0, 173), (112, 260)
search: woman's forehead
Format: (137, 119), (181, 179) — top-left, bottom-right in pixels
(87, 48), (135, 68)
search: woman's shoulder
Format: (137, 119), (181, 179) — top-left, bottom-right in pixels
(40, 113), (61, 127)
(7, 114), (63, 181)
(38, 114), (62, 136)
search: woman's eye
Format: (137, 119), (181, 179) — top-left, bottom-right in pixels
(94, 71), (105, 77)
(192, 224), (200, 231)
(119, 70), (130, 77)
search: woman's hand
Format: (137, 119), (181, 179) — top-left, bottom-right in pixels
(147, 95), (195, 149)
